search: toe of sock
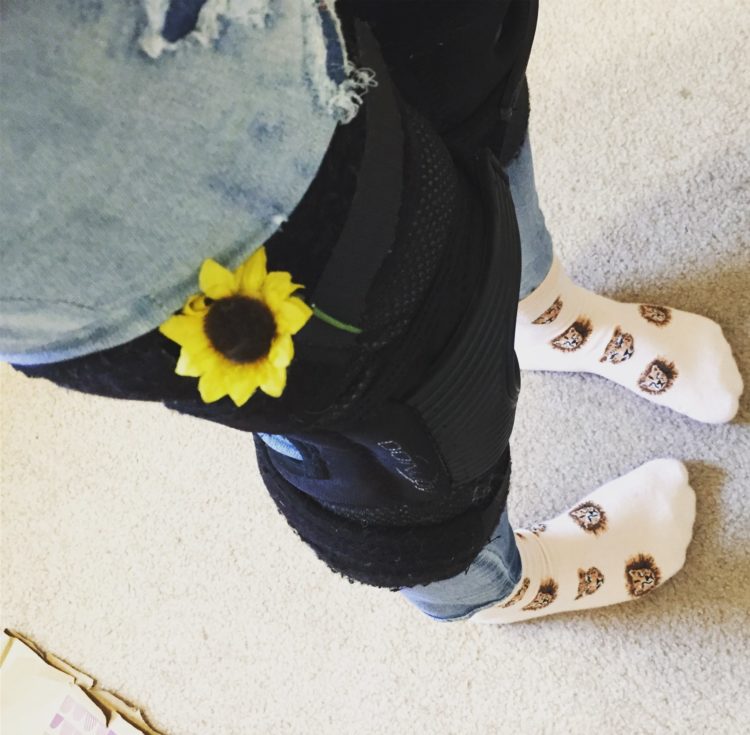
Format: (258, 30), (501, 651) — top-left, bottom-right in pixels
(641, 458), (694, 503)
(648, 458), (696, 559)
(699, 394), (740, 424)
(628, 458), (696, 531)
(695, 326), (743, 423)
(644, 457), (689, 485)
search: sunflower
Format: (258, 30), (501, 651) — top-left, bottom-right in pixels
(159, 247), (312, 407)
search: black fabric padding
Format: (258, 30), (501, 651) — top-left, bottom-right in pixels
(358, 104), (460, 354)
(343, 2), (515, 130)
(407, 153), (521, 485)
(255, 434), (512, 590)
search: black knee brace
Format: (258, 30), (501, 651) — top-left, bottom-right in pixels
(252, 22), (522, 589)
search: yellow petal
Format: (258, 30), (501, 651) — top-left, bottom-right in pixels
(268, 333), (294, 368)
(159, 314), (207, 349)
(227, 368), (260, 407)
(175, 346), (219, 377)
(176, 350), (202, 378)
(275, 297), (313, 335)
(259, 362), (287, 398)
(199, 259), (236, 299)
(184, 294), (211, 316)
(198, 368), (228, 403)
(237, 247), (267, 295)
(262, 271), (301, 309)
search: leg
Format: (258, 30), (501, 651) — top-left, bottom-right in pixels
(10, 4), (703, 619)
(18, 21), (523, 592)
(503, 108), (743, 425)
(513, 241), (744, 423)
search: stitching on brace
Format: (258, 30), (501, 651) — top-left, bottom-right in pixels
(139, 0), (270, 59)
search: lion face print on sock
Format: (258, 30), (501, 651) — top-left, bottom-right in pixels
(575, 567), (605, 600)
(522, 579), (559, 611)
(625, 554), (661, 597)
(550, 318), (593, 352)
(501, 577), (531, 608)
(639, 304), (672, 327)
(569, 501), (607, 535)
(533, 297), (563, 325)
(599, 326), (634, 364)
(638, 358), (678, 394)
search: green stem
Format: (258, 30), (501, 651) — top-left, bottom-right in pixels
(312, 306), (363, 334)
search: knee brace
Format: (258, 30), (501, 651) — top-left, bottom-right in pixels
(253, 22), (522, 589)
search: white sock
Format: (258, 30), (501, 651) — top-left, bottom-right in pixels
(470, 459), (696, 624)
(514, 255), (743, 423)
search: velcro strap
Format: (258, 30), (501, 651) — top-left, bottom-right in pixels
(297, 20), (404, 361)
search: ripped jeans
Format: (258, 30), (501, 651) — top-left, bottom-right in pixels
(1, 0), (364, 364)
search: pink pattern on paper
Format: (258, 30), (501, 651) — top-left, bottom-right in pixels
(48, 693), (119, 735)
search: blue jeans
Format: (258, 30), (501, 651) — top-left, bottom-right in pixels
(510, 131), (555, 301)
(0, 1), (360, 365)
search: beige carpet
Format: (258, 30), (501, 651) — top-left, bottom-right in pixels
(2, 2), (749, 733)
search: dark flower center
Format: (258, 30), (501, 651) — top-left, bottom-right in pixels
(203, 296), (276, 363)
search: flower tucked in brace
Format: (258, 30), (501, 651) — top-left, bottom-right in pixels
(159, 247), (312, 407)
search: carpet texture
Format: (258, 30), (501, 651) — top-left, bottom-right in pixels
(2, 2), (749, 733)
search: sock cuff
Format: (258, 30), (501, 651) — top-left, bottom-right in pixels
(511, 530), (543, 590)
(516, 253), (565, 318)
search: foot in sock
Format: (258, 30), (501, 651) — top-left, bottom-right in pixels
(470, 458), (696, 623)
(514, 255), (743, 423)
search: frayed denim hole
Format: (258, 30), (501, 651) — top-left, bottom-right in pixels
(316, 2), (347, 84)
(162, 0), (208, 42)
(139, 0), (271, 59)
